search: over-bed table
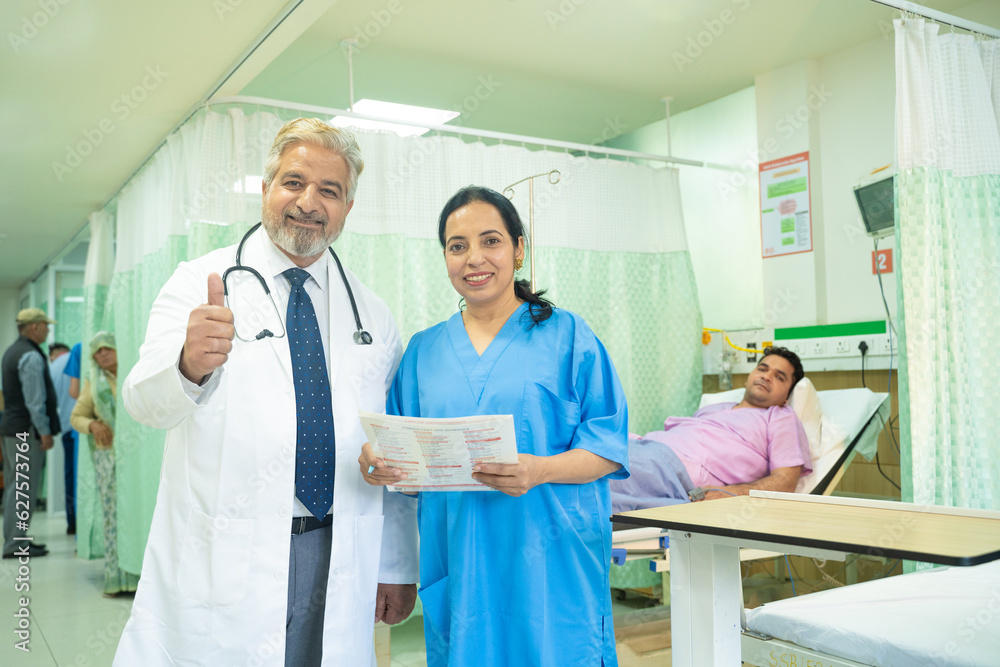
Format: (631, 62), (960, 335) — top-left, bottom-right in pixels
(612, 491), (1000, 667)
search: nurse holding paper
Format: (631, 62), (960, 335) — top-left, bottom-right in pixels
(360, 186), (629, 666)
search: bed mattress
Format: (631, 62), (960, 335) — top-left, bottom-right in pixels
(744, 560), (1000, 667)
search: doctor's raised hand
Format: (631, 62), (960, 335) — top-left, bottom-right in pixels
(178, 272), (234, 384)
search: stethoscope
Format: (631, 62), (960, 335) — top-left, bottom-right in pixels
(222, 222), (373, 345)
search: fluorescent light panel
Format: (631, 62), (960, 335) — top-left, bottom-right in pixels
(331, 99), (459, 137)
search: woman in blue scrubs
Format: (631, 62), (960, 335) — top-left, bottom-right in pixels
(361, 186), (629, 666)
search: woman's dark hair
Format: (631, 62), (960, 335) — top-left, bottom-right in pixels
(438, 186), (553, 326)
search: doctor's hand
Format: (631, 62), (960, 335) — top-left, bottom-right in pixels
(375, 583), (417, 625)
(359, 442), (406, 486)
(472, 454), (547, 497)
(179, 273), (235, 385)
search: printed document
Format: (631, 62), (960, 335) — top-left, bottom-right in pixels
(359, 411), (518, 492)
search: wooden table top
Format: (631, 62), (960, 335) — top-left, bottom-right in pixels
(612, 495), (1000, 566)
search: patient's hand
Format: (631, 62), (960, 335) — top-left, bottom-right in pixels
(699, 487), (741, 501)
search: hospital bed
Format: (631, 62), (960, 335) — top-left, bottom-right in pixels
(609, 379), (891, 593)
(741, 557), (1000, 667)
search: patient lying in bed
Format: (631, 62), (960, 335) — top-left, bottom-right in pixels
(612, 346), (811, 513)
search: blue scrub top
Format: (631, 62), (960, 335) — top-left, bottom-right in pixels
(388, 303), (629, 667)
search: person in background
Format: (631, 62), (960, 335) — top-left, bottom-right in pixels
(65, 341), (82, 399)
(70, 331), (139, 596)
(610, 347), (811, 513)
(360, 186), (630, 666)
(49, 342), (77, 535)
(1, 308), (58, 559)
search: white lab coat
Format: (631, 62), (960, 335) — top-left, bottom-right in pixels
(114, 230), (418, 666)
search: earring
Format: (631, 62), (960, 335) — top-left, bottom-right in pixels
(514, 258), (523, 271)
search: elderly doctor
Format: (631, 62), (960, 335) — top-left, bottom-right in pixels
(116, 118), (418, 667)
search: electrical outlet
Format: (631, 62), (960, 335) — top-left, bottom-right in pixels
(811, 340), (826, 357)
(835, 339), (850, 354)
(880, 335), (898, 356)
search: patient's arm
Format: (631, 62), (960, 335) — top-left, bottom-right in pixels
(700, 465), (801, 501)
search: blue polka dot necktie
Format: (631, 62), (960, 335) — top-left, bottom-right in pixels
(284, 268), (335, 520)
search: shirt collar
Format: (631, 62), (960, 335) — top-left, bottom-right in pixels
(260, 228), (330, 293)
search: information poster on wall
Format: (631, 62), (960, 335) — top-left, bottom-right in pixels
(759, 152), (812, 257)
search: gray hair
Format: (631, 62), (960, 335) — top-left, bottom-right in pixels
(262, 118), (364, 201)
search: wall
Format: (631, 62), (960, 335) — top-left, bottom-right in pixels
(609, 32), (900, 332)
(0, 288), (23, 353)
(607, 87), (763, 331)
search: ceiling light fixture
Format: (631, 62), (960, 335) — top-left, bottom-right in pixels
(331, 99), (459, 137)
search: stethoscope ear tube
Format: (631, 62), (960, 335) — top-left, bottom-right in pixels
(226, 222), (373, 345)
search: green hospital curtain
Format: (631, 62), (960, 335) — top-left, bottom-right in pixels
(76, 210), (115, 560)
(894, 19), (1000, 512)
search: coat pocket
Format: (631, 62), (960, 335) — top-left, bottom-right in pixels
(176, 507), (254, 608)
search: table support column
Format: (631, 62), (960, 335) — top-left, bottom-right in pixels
(668, 530), (743, 666)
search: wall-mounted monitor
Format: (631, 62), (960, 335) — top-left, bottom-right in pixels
(853, 173), (895, 239)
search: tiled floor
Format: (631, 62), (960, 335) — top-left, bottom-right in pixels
(0, 511), (431, 666)
(8, 512), (818, 666)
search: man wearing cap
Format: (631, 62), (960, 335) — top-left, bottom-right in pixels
(1, 308), (60, 559)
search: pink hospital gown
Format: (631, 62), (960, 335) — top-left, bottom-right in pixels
(642, 402), (811, 488)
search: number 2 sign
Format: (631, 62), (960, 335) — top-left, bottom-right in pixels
(872, 248), (893, 275)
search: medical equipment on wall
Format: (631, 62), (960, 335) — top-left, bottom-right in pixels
(503, 169), (561, 292)
(222, 222), (373, 345)
(853, 164), (896, 239)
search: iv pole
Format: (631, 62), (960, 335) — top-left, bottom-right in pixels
(503, 170), (561, 292)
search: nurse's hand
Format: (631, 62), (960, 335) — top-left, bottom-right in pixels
(375, 583), (417, 625)
(180, 273), (235, 385)
(359, 442), (406, 486)
(472, 454), (547, 497)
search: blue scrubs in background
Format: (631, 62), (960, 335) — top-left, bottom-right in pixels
(388, 303), (629, 666)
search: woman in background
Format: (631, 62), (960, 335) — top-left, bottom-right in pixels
(361, 186), (629, 666)
(71, 331), (139, 597)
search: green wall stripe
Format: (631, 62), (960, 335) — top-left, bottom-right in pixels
(775, 321), (887, 339)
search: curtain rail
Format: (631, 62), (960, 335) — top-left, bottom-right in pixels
(208, 95), (728, 170)
(869, 0), (1000, 38)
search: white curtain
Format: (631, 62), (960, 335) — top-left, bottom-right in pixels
(107, 105), (704, 569)
(894, 18), (1000, 512)
(76, 210), (115, 560)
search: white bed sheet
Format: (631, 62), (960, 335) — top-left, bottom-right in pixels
(744, 560), (1000, 667)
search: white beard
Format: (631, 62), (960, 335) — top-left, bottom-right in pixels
(261, 206), (339, 258)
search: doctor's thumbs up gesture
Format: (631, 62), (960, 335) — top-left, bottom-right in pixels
(179, 272), (235, 384)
